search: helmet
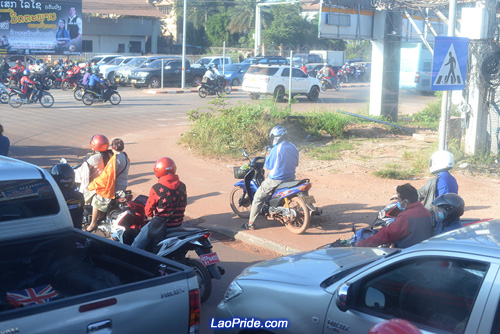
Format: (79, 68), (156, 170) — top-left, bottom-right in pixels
(58, 59), (63, 64)
(90, 134), (109, 152)
(16, 60), (21, 64)
(432, 193), (465, 225)
(35, 59), (40, 64)
(429, 150), (454, 174)
(369, 319), (422, 334)
(207, 65), (212, 71)
(269, 126), (288, 148)
(23, 69), (30, 76)
(50, 163), (75, 189)
(154, 157), (177, 178)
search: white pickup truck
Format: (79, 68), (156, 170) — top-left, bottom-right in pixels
(0, 156), (200, 333)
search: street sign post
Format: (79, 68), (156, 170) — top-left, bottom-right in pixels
(432, 36), (469, 91)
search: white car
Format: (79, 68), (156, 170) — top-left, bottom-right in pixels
(242, 65), (321, 102)
(99, 56), (135, 81)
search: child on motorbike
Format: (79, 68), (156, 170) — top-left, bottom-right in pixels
(20, 69), (37, 101)
(132, 157), (187, 249)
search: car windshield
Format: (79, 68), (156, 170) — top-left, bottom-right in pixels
(146, 60), (162, 68)
(126, 58), (146, 67)
(90, 57), (103, 64)
(195, 58), (212, 65)
(122, 58), (134, 65)
(226, 64), (241, 72)
(143, 58), (161, 67)
(0, 179), (60, 222)
(108, 58), (124, 66)
(241, 58), (258, 64)
(246, 67), (279, 76)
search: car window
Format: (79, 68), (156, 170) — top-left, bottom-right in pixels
(213, 59), (221, 66)
(196, 58), (211, 65)
(168, 61), (181, 69)
(122, 58), (134, 65)
(109, 58), (122, 66)
(292, 68), (307, 78)
(246, 67), (279, 76)
(353, 257), (488, 334)
(227, 64), (240, 72)
(281, 68), (290, 77)
(126, 58), (145, 67)
(147, 60), (162, 68)
(0, 179), (60, 221)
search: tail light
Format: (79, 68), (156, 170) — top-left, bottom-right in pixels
(414, 72), (420, 83)
(188, 289), (200, 334)
(203, 232), (211, 239)
(298, 183), (311, 192)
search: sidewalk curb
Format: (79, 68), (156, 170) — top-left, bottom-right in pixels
(209, 225), (301, 255)
(145, 88), (241, 95)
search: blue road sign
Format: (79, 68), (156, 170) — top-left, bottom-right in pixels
(432, 36), (469, 91)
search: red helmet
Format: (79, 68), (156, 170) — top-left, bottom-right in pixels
(90, 134), (109, 152)
(154, 157), (177, 178)
(16, 60), (21, 64)
(369, 319), (422, 334)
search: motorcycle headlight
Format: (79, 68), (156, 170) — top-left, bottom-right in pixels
(378, 209), (386, 220)
(224, 281), (243, 301)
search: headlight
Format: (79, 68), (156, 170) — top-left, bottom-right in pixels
(136, 72), (149, 77)
(224, 281), (243, 301)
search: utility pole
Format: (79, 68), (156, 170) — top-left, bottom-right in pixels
(181, 0), (187, 89)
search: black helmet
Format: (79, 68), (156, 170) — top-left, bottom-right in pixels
(50, 163), (75, 189)
(269, 126), (288, 148)
(432, 193), (464, 225)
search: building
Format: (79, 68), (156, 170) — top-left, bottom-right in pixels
(82, 0), (164, 54)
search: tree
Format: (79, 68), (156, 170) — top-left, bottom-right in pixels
(227, 0), (272, 35)
(345, 40), (372, 61)
(261, 4), (308, 47)
(206, 12), (236, 46)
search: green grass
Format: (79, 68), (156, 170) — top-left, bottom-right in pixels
(373, 163), (419, 180)
(304, 140), (355, 160)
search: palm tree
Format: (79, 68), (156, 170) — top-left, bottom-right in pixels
(227, 0), (272, 35)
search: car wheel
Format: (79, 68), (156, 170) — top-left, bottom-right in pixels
(231, 78), (240, 86)
(192, 76), (202, 87)
(273, 86), (285, 102)
(149, 77), (161, 89)
(107, 72), (115, 81)
(249, 93), (260, 100)
(307, 86), (320, 101)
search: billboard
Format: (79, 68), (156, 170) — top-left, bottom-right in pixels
(0, 0), (82, 55)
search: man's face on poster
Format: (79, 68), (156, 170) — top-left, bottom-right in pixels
(69, 7), (76, 17)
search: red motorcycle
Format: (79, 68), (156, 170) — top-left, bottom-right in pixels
(61, 69), (81, 91)
(7, 69), (23, 88)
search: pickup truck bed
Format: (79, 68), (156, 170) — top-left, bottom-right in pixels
(0, 228), (197, 333)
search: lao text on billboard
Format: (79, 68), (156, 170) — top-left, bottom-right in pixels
(0, 0), (83, 55)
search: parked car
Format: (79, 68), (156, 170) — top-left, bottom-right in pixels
(241, 56), (288, 65)
(216, 220), (500, 334)
(114, 56), (170, 86)
(128, 57), (204, 88)
(291, 53), (322, 67)
(99, 56), (135, 81)
(223, 63), (250, 86)
(192, 56), (232, 69)
(242, 65), (321, 102)
(90, 54), (121, 66)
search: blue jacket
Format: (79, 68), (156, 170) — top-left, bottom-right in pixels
(89, 74), (105, 87)
(434, 217), (461, 236)
(436, 171), (458, 197)
(265, 141), (299, 181)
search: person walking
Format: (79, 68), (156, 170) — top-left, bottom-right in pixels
(0, 124), (10, 156)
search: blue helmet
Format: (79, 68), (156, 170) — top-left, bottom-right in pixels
(23, 69), (30, 76)
(269, 126), (288, 147)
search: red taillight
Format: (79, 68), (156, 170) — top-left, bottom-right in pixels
(189, 289), (200, 333)
(414, 72), (420, 83)
(203, 232), (211, 239)
(298, 183), (311, 192)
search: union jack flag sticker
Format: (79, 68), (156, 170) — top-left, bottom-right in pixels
(6, 284), (60, 308)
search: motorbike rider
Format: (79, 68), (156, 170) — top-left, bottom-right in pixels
(202, 65), (220, 90)
(369, 318), (422, 334)
(86, 138), (130, 232)
(11, 60), (25, 82)
(131, 157), (187, 249)
(32, 59), (45, 74)
(88, 69), (107, 99)
(300, 63), (307, 74)
(417, 150), (458, 212)
(245, 126), (299, 230)
(82, 66), (92, 87)
(70, 61), (82, 80)
(432, 193), (464, 235)
(50, 163), (84, 229)
(0, 58), (9, 81)
(20, 69), (37, 101)
(355, 183), (433, 248)
(321, 64), (338, 88)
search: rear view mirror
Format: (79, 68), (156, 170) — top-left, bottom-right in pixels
(165, 65), (172, 70)
(336, 283), (352, 312)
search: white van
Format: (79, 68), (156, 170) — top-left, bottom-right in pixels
(192, 56), (232, 69)
(400, 43), (433, 94)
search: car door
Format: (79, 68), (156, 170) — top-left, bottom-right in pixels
(291, 68), (309, 93)
(164, 60), (181, 85)
(324, 252), (497, 334)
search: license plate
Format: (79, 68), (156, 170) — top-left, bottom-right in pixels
(199, 252), (220, 266)
(301, 195), (316, 205)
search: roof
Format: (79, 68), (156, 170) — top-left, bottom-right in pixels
(0, 156), (44, 181)
(83, 0), (165, 18)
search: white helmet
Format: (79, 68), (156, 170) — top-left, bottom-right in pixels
(429, 150), (454, 174)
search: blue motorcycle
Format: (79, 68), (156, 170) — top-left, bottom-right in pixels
(230, 149), (320, 234)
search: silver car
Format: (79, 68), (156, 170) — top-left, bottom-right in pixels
(216, 220), (500, 333)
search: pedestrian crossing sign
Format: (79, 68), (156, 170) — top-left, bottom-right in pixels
(432, 36), (469, 91)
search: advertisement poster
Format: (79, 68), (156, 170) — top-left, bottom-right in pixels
(0, 0), (82, 55)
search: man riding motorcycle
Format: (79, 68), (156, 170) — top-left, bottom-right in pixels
(202, 65), (221, 90)
(131, 157), (187, 249)
(50, 163), (84, 229)
(432, 193), (464, 235)
(320, 64), (338, 88)
(20, 69), (37, 101)
(244, 126), (299, 230)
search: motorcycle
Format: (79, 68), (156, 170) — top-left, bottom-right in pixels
(198, 75), (229, 98)
(89, 193), (224, 303)
(44, 67), (64, 89)
(316, 73), (340, 92)
(82, 82), (121, 106)
(6, 69), (22, 88)
(0, 82), (9, 104)
(230, 149), (321, 234)
(8, 80), (54, 108)
(61, 69), (81, 91)
(73, 82), (86, 101)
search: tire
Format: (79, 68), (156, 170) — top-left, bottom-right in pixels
(149, 77), (161, 89)
(322, 82), (328, 91)
(82, 92), (94, 106)
(184, 258), (212, 303)
(109, 92), (121, 105)
(273, 86), (285, 102)
(8, 93), (23, 108)
(285, 197), (310, 234)
(231, 78), (240, 86)
(107, 72), (115, 81)
(307, 86), (320, 102)
(54, 80), (62, 89)
(74, 88), (84, 101)
(224, 84), (232, 94)
(132, 84), (141, 89)
(40, 92), (54, 108)
(198, 87), (208, 98)
(216, 87), (224, 97)
(229, 187), (251, 218)
(0, 92), (8, 104)
(249, 93), (260, 100)
(61, 81), (70, 91)
(192, 76), (202, 87)
(43, 77), (53, 88)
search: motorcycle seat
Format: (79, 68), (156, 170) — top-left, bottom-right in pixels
(276, 179), (310, 190)
(164, 226), (208, 238)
